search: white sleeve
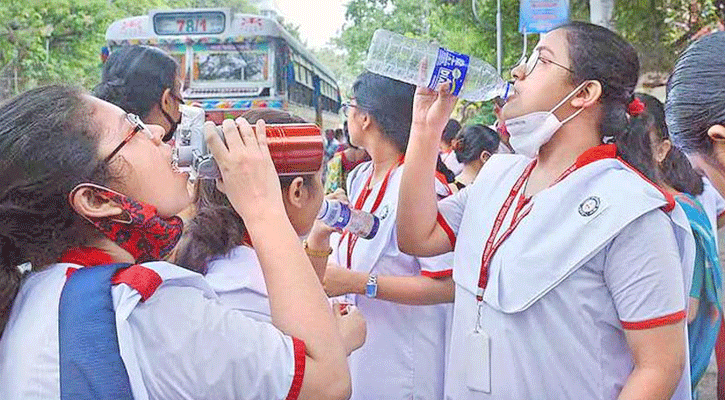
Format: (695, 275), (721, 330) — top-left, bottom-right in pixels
(436, 185), (470, 248)
(604, 210), (687, 330)
(128, 285), (305, 400)
(419, 252), (454, 278)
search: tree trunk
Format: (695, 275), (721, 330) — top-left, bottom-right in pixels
(590, 0), (615, 30)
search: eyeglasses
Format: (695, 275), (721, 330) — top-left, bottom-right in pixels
(341, 102), (358, 117)
(517, 48), (574, 76)
(104, 113), (154, 163)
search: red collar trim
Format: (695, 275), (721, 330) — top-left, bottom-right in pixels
(574, 143), (618, 169)
(568, 143), (675, 212)
(59, 247), (115, 267)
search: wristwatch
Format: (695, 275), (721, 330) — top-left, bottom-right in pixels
(365, 273), (378, 298)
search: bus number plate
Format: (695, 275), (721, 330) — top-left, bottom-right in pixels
(153, 12), (225, 35)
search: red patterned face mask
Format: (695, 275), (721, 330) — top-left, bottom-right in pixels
(69, 184), (183, 263)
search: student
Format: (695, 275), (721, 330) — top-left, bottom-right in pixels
(325, 72), (454, 400)
(665, 31), (725, 399)
(440, 119), (464, 174)
(0, 86), (354, 400)
(626, 93), (721, 394)
(94, 45), (183, 142)
(398, 22), (694, 399)
(174, 109), (366, 356)
(449, 124), (500, 192)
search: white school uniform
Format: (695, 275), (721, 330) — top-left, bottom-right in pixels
(436, 146), (695, 400)
(0, 261), (305, 400)
(331, 161), (453, 400)
(205, 245), (272, 322)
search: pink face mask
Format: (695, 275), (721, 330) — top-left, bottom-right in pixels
(69, 183), (183, 263)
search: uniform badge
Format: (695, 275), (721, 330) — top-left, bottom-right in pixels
(378, 204), (391, 220)
(578, 196), (601, 217)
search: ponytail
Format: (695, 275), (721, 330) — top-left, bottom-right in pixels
(560, 22), (653, 177)
(0, 234), (24, 335)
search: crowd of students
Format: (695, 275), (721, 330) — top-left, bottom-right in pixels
(2, 19), (725, 400)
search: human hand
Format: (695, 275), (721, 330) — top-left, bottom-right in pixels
(323, 265), (363, 297)
(205, 118), (284, 225)
(334, 304), (366, 355)
(309, 189), (351, 239)
(412, 82), (459, 138)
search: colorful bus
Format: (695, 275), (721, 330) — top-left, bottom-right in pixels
(105, 8), (342, 129)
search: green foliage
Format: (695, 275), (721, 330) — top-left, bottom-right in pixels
(330, 0), (725, 122)
(334, 0), (725, 80)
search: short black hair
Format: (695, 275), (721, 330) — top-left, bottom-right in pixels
(352, 72), (415, 153)
(94, 45), (179, 119)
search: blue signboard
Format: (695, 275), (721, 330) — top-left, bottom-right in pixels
(519, 0), (570, 34)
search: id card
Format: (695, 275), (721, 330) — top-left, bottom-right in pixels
(465, 330), (491, 393)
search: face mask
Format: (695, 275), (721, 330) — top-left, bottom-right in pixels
(505, 81), (589, 158)
(70, 183), (183, 263)
(161, 106), (182, 143)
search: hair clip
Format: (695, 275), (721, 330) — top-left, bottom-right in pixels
(628, 98), (646, 117)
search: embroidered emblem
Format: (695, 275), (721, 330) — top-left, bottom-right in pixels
(378, 204), (391, 220)
(579, 196), (601, 217)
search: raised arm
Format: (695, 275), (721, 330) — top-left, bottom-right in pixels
(207, 118), (352, 400)
(397, 84), (459, 257)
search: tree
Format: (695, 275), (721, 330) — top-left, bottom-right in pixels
(0, 0), (255, 98)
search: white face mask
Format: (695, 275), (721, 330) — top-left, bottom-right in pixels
(505, 81), (589, 158)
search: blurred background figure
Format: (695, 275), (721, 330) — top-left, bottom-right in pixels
(93, 45), (183, 143)
(439, 119), (463, 175)
(449, 124), (500, 192)
(324, 121), (370, 194)
(629, 93), (722, 396)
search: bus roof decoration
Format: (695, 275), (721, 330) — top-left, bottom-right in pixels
(105, 9), (336, 83)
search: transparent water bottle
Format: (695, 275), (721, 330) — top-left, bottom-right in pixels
(317, 199), (380, 239)
(364, 29), (512, 101)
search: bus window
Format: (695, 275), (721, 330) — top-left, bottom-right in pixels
(192, 43), (269, 83)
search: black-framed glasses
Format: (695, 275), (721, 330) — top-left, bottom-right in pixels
(104, 113), (154, 163)
(341, 102), (358, 117)
(518, 48), (574, 76)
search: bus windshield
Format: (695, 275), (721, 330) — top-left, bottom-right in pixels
(192, 44), (268, 83)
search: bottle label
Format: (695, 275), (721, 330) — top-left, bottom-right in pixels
(428, 48), (470, 96)
(363, 215), (381, 240)
(334, 204), (352, 230)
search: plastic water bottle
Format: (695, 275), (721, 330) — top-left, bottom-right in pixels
(364, 29), (512, 101)
(317, 199), (380, 239)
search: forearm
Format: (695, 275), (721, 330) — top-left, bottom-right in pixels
(618, 365), (683, 400)
(305, 230), (333, 282)
(247, 211), (347, 363)
(342, 270), (455, 305)
(397, 124), (449, 256)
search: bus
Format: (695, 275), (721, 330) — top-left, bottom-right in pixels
(105, 8), (342, 130)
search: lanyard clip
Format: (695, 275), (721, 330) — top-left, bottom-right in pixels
(475, 301), (484, 333)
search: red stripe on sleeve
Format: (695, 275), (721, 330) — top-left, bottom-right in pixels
(437, 212), (457, 249)
(111, 265), (162, 302)
(285, 337), (306, 400)
(620, 310), (686, 330)
(421, 269), (453, 278)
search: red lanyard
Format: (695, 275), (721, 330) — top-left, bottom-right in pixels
(343, 157), (403, 269)
(475, 161), (580, 302)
